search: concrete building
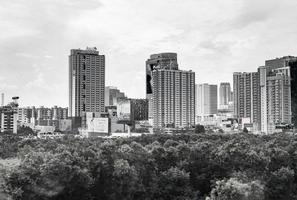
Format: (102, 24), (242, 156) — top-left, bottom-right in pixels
(105, 86), (126, 106)
(233, 72), (261, 131)
(259, 56), (297, 133)
(17, 106), (68, 131)
(152, 69), (195, 129)
(146, 53), (178, 122)
(117, 98), (148, 123)
(18, 107), (33, 125)
(0, 99), (19, 134)
(79, 112), (110, 137)
(196, 84), (218, 123)
(69, 47), (105, 117)
(1, 93), (4, 106)
(219, 82), (231, 108)
(289, 60), (297, 128)
(267, 67), (291, 133)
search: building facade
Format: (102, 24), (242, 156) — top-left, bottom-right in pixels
(219, 82), (231, 107)
(69, 47), (105, 117)
(196, 83), (218, 122)
(267, 67), (291, 133)
(105, 86), (126, 106)
(152, 69), (195, 128)
(146, 53), (178, 121)
(259, 56), (297, 133)
(289, 60), (297, 128)
(0, 99), (19, 134)
(233, 72), (261, 130)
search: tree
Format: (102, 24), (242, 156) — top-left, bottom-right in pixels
(195, 125), (205, 134)
(17, 126), (35, 136)
(265, 167), (295, 200)
(243, 127), (248, 133)
(153, 167), (194, 200)
(209, 177), (264, 200)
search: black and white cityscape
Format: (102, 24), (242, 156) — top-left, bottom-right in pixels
(0, 0), (297, 199)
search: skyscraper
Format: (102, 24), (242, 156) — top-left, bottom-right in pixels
(69, 47), (105, 117)
(259, 56), (297, 133)
(219, 82), (231, 108)
(1, 93), (4, 106)
(289, 60), (297, 128)
(233, 72), (261, 130)
(152, 69), (195, 129)
(196, 84), (218, 120)
(146, 53), (178, 122)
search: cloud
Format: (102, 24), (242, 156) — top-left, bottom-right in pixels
(0, 0), (297, 106)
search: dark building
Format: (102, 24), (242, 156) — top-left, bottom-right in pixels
(117, 98), (148, 127)
(130, 99), (148, 121)
(289, 61), (297, 127)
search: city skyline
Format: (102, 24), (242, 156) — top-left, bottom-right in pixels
(1, 0), (297, 107)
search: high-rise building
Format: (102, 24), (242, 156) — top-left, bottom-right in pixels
(152, 69), (195, 128)
(0, 98), (19, 134)
(289, 60), (297, 128)
(219, 82), (231, 107)
(259, 56), (297, 133)
(105, 86), (126, 106)
(146, 53), (178, 121)
(1, 93), (4, 106)
(267, 67), (291, 133)
(196, 84), (218, 121)
(69, 47), (105, 117)
(233, 72), (261, 130)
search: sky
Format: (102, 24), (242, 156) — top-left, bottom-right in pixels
(0, 0), (297, 107)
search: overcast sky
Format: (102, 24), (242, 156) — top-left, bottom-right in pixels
(0, 0), (296, 107)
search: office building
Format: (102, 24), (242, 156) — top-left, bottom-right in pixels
(196, 84), (218, 122)
(105, 86), (126, 106)
(233, 72), (261, 130)
(152, 69), (195, 128)
(219, 82), (231, 108)
(69, 47), (105, 117)
(146, 53), (178, 121)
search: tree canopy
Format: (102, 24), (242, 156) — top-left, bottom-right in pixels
(1, 132), (297, 199)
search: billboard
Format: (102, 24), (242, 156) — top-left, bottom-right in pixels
(87, 117), (109, 133)
(117, 99), (131, 122)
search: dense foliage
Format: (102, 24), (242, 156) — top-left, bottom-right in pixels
(1, 132), (297, 199)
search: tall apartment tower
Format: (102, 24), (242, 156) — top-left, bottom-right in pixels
(69, 47), (105, 117)
(219, 82), (231, 107)
(152, 69), (195, 129)
(1, 93), (4, 106)
(259, 56), (297, 133)
(233, 72), (261, 130)
(196, 84), (218, 119)
(289, 60), (297, 128)
(146, 53), (178, 122)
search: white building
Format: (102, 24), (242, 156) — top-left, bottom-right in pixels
(152, 69), (195, 128)
(196, 83), (218, 123)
